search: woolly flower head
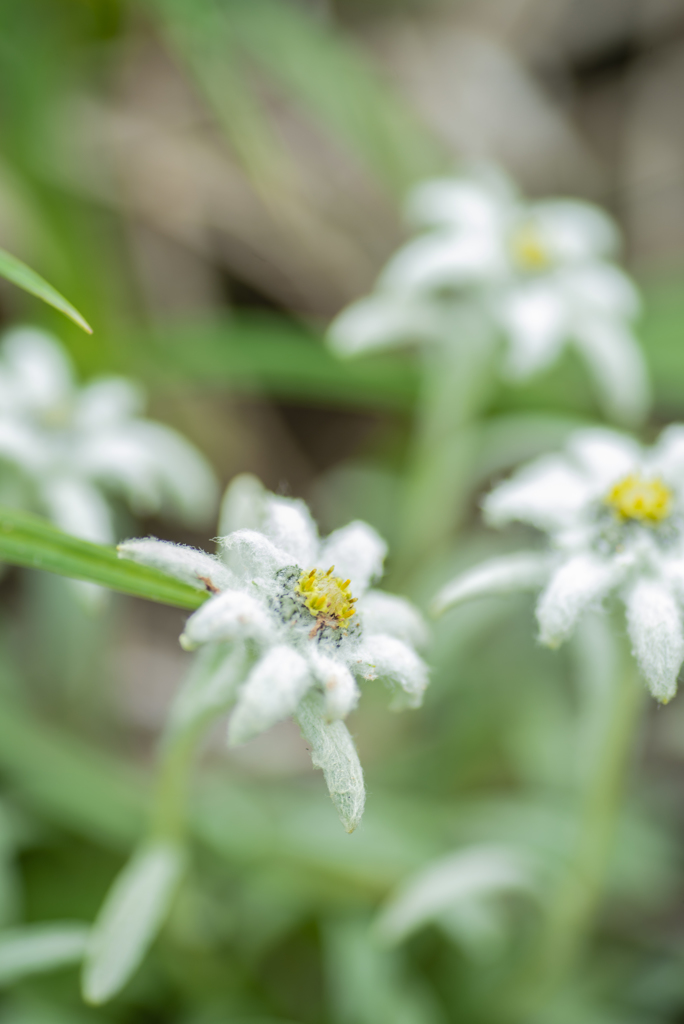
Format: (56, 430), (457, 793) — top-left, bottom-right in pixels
(0, 326), (217, 544)
(328, 166), (649, 427)
(119, 474), (429, 831)
(433, 426), (684, 703)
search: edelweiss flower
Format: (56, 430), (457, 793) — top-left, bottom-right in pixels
(329, 167), (648, 426)
(119, 475), (429, 831)
(433, 427), (684, 703)
(0, 327), (217, 543)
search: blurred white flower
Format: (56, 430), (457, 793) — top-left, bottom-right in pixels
(119, 475), (429, 831)
(0, 326), (218, 544)
(329, 167), (649, 426)
(433, 427), (684, 703)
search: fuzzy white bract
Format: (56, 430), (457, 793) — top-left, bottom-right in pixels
(328, 167), (649, 426)
(0, 327), (217, 544)
(119, 475), (429, 831)
(433, 426), (684, 703)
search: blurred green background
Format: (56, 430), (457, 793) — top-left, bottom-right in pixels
(3, 1), (684, 1022)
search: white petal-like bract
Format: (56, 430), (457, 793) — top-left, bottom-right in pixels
(328, 294), (441, 357)
(181, 590), (275, 649)
(219, 529), (296, 582)
(261, 497), (319, 568)
(536, 554), (623, 648)
(625, 579), (684, 703)
(294, 692), (365, 833)
(354, 635), (428, 709)
(43, 478), (114, 545)
(574, 318), (650, 427)
(229, 646), (312, 744)
(361, 590), (429, 649)
(309, 651), (360, 721)
(483, 456), (590, 532)
(118, 538), (234, 592)
(317, 520), (387, 596)
(432, 552), (551, 615)
(218, 473), (266, 537)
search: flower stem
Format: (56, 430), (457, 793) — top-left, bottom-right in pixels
(149, 721), (204, 843)
(148, 643), (250, 843)
(394, 303), (496, 584)
(506, 620), (643, 1018)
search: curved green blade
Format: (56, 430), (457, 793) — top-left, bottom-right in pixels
(0, 506), (206, 609)
(0, 247), (92, 334)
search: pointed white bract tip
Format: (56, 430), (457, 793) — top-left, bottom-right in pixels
(179, 634), (197, 652)
(295, 693), (365, 833)
(625, 579), (684, 703)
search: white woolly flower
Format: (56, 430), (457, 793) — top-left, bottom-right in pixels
(433, 426), (684, 704)
(119, 475), (429, 831)
(328, 167), (649, 426)
(0, 326), (217, 544)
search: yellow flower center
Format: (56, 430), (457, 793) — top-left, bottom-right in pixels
(296, 566), (357, 628)
(510, 223), (550, 270)
(605, 474), (673, 523)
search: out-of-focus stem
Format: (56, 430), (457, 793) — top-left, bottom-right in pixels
(147, 643), (250, 843)
(506, 625), (643, 1019)
(394, 302), (496, 584)
(149, 721), (204, 843)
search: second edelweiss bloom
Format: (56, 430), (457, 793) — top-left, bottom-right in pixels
(328, 167), (649, 426)
(120, 475), (429, 831)
(433, 427), (684, 703)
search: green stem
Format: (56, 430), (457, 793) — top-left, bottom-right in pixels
(148, 643), (251, 844)
(394, 302), (496, 584)
(506, 624), (643, 1019)
(149, 722), (205, 843)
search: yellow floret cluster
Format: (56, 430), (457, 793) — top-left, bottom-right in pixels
(296, 566), (357, 627)
(605, 473), (673, 523)
(510, 222), (550, 270)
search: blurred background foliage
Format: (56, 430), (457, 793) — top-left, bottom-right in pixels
(3, 0), (684, 1022)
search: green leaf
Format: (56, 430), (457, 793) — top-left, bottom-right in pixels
(0, 688), (146, 849)
(154, 0), (440, 195)
(144, 314), (418, 412)
(0, 247), (92, 335)
(0, 923), (90, 985)
(0, 506), (207, 609)
(82, 842), (186, 1004)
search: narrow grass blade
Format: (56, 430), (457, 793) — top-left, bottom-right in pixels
(0, 923), (90, 984)
(0, 248), (92, 334)
(0, 506), (207, 610)
(82, 842), (185, 1004)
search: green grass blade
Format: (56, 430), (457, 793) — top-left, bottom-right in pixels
(0, 507), (206, 610)
(0, 247), (92, 334)
(224, 0), (442, 192)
